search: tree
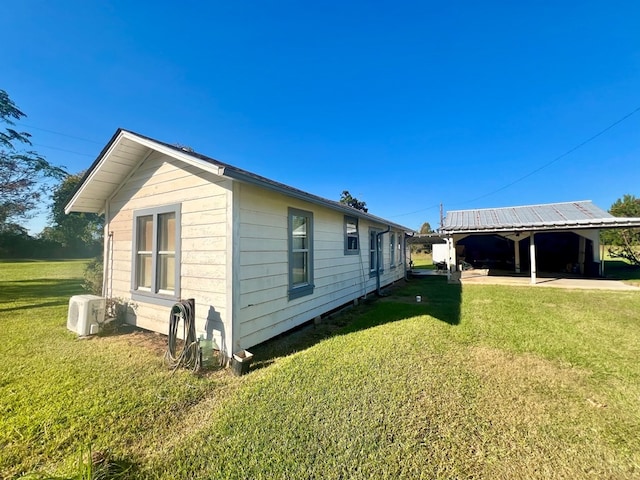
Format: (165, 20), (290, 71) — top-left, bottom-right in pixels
(601, 194), (640, 266)
(419, 222), (433, 234)
(339, 190), (368, 212)
(0, 89), (66, 227)
(43, 171), (103, 256)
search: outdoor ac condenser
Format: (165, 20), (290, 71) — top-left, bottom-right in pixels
(67, 295), (105, 336)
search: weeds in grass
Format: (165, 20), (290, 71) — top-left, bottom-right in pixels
(20, 444), (134, 480)
(2, 262), (640, 479)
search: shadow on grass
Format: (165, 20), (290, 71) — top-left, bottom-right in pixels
(251, 276), (461, 370)
(0, 258), (70, 263)
(604, 260), (640, 281)
(0, 278), (84, 310)
(382, 276), (461, 325)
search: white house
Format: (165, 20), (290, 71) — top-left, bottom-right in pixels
(66, 129), (411, 357)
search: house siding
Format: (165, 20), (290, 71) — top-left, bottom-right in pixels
(235, 183), (405, 350)
(67, 131), (412, 361)
(106, 151), (233, 353)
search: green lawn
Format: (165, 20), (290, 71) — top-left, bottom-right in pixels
(1, 260), (640, 479)
(409, 250), (434, 269)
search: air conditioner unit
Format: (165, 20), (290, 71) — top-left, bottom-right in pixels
(67, 295), (106, 336)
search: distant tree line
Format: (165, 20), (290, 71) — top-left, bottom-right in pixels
(3, 88), (640, 270)
(0, 89), (102, 258)
(601, 194), (640, 267)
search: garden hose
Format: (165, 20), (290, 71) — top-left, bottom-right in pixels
(164, 299), (201, 372)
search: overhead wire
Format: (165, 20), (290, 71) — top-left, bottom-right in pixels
(388, 104), (640, 218)
(13, 122), (101, 158)
(16, 106), (640, 216)
(31, 143), (95, 157)
(15, 122), (103, 144)
(454, 105), (640, 207)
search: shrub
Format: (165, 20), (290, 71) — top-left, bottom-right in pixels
(82, 256), (103, 295)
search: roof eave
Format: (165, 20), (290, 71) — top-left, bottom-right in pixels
(65, 129), (412, 232)
(442, 218), (640, 234)
(223, 168), (411, 231)
(64, 130), (225, 214)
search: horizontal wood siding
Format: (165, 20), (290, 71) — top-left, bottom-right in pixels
(236, 183), (405, 349)
(106, 151), (232, 352)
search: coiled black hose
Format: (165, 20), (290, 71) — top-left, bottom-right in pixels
(164, 299), (200, 371)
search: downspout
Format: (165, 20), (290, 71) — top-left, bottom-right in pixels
(376, 226), (391, 296)
(405, 231), (415, 280)
(101, 200), (110, 298)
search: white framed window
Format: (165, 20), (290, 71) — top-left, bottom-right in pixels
(369, 228), (383, 275)
(131, 204), (181, 305)
(390, 232), (396, 267)
(344, 216), (359, 255)
(289, 207), (314, 300)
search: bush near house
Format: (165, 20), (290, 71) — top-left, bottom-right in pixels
(1, 260), (639, 479)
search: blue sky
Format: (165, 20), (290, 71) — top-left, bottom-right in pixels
(3, 1), (640, 233)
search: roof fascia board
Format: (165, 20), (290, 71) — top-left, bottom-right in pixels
(65, 130), (226, 214)
(65, 130), (127, 214)
(122, 131), (225, 177)
(222, 168), (411, 232)
(442, 218), (640, 235)
(66, 129), (411, 231)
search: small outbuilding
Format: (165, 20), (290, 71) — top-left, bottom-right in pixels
(65, 129), (411, 358)
(440, 201), (640, 284)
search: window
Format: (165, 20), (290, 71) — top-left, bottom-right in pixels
(398, 234), (404, 265)
(132, 204), (181, 305)
(344, 216), (359, 254)
(289, 208), (314, 300)
(369, 228), (383, 275)
(390, 232), (396, 267)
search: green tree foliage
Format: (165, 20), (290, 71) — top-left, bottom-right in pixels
(601, 194), (640, 266)
(339, 190), (368, 212)
(0, 89), (66, 227)
(42, 171), (103, 256)
(82, 256), (104, 295)
(419, 222), (433, 234)
(0, 222), (61, 258)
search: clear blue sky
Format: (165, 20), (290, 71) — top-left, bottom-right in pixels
(3, 1), (640, 233)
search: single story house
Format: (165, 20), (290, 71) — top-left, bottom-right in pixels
(65, 129), (411, 357)
(440, 201), (640, 283)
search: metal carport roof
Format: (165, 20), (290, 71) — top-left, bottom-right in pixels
(441, 201), (640, 234)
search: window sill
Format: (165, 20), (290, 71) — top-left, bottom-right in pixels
(288, 284), (314, 300)
(132, 290), (180, 307)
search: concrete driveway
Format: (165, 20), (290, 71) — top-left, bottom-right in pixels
(459, 272), (640, 291)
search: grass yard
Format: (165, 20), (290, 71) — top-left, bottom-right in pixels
(1, 260), (640, 478)
(409, 250), (434, 269)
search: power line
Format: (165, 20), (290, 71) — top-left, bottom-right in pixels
(389, 104), (640, 218)
(454, 105), (640, 207)
(32, 143), (95, 157)
(389, 202), (440, 218)
(10, 122), (100, 157)
(16, 122), (102, 144)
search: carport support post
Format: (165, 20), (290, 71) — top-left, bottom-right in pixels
(530, 232), (537, 284)
(578, 236), (586, 275)
(514, 238), (521, 273)
(446, 236), (454, 281)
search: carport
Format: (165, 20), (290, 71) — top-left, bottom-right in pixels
(440, 201), (640, 284)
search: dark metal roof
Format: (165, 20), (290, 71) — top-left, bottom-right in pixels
(442, 201), (640, 233)
(66, 129), (411, 231)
